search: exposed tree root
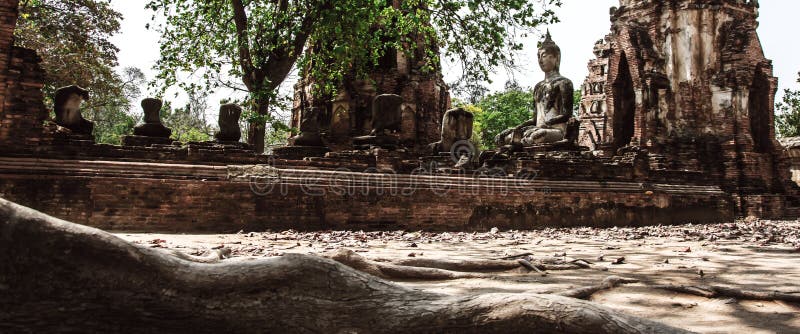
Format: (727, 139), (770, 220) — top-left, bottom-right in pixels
(518, 258), (548, 276)
(567, 258), (609, 271)
(558, 276), (640, 300)
(654, 284), (800, 303)
(357, 255), (605, 275)
(528, 256), (609, 271)
(331, 249), (485, 280)
(376, 257), (522, 272)
(0, 198), (693, 333)
(169, 248), (232, 263)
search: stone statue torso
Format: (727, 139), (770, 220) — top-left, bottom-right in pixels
(531, 74), (573, 134)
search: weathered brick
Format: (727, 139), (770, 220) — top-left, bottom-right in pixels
(577, 0), (798, 217)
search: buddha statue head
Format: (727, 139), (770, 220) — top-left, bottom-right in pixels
(538, 30), (561, 73)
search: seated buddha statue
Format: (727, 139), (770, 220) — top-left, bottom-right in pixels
(495, 31), (574, 148)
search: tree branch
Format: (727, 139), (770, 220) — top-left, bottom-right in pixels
(231, 0), (256, 90)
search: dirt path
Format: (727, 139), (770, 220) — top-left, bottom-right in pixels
(118, 220), (800, 333)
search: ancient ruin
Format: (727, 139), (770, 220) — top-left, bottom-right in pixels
(2, 0), (800, 332)
(578, 0), (796, 217)
(291, 5), (451, 152)
(0, 0), (796, 232)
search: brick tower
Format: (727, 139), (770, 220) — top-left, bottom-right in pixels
(578, 0), (797, 216)
(291, 3), (450, 151)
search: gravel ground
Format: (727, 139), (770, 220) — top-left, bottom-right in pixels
(118, 219), (800, 334)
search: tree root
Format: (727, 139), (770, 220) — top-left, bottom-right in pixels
(359, 255), (605, 275)
(654, 284), (800, 303)
(558, 276), (640, 299)
(331, 249), (485, 280)
(518, 258), (548, 276)
(376, 257), (522, 272)
(169, 248), (232, 263)
(0, 198), (692, 333)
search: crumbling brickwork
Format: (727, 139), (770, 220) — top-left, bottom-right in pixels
(0, 0), (794, 233)
(579, 0), (798, 216)
(0, 158), (734, 232)
(0, 1), (12, 135)
(292, 2), (450, 151)
(578, 38), (612, 151)
(0, 0), (50, 151)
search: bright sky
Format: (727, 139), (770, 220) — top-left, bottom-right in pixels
(110, 0), (800, 119)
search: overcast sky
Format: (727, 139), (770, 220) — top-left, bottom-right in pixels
(110, 0), (800, 119)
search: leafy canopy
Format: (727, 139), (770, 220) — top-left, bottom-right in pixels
(160, 94), (215, 143)
(145, 0), (561, 113)
(459, 81), (534, 150)
(15, 0), (145, 144)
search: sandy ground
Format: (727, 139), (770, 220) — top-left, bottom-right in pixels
(118, 220), (800, 333)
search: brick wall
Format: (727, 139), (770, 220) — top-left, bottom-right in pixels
(0, 0), (51, 151)
(0, 159), (735, 232)
(0, 0), (19, 117)
(0, 48), (48, 148)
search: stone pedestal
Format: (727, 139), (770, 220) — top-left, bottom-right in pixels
(521, 141), (587, 154)
(121, 135), (177, 147)
(272, 146), (331, 160)
(352, 134), (401, 150)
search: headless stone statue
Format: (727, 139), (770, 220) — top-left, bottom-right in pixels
(289, 107), (324, 147)
(429, 107), (474, 153)
(495, 32), (574, 148)
(273, 106), (331, 159)
(369, 94), (403, 136)
(54, 85), (92, 136)
(133, 98), (172, 138)
(429, 107), (476, 168)
(214, 104), (242, 142)
(122, 98), (175, 146)
(353, 94), (404, 148)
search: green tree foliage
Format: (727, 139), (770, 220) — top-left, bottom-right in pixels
(145, 0), (561, 152)
(573, 89), (582, 114)
(463, 81), (534, 150)
(776, 73), (800, 137)
(14, 0), (145, 144)
(160, 94), (215, 143)
(89, 67), (146, 145)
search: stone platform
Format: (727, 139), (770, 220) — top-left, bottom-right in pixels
(0, 157), (740, 233)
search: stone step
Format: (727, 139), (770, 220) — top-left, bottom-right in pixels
(0, 157), (227, 180)
(0, 157), (727, 196)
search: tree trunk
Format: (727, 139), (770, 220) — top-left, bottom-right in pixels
(246, 97), (268, 154)
(0, 198), (691, 334)
(247, 120), (266, 153)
